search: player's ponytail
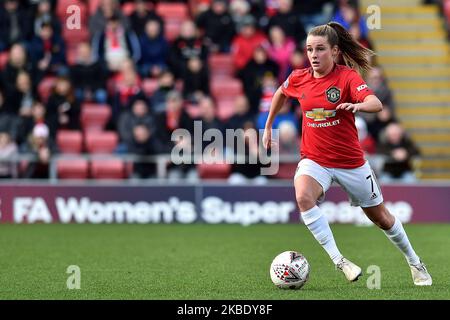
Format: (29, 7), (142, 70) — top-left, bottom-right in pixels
(309, 22), (375, 73)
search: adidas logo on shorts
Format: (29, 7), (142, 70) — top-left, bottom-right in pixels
(370, 193), (378, 200)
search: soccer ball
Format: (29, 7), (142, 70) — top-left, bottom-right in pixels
(270, 251), (310, 289)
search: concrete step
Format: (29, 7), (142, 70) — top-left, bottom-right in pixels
(376, 5), (438, 14)
(377, 56), (450, 64)
(411, 133), (450, 143)
(375, 25), (442, 32)
(370, 30), (446, 41)
(397, 107), (450, 116)
(396, 94), (450, 103)
(384, 68), (450, 78)
(379, 18), (442, 27)
(418, 146), (450, 156)
(402, 119), (450, 129)
(418, 172), (450, 180)
(390, 82), (450, 90)
(360, 0), (422, 7)
(416, 158), (450, 169)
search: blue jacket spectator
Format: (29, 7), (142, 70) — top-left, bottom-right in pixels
(138, 19), (169, 78)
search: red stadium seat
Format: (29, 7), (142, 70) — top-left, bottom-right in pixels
(0, 51), (9, 71)
(88, 0), (101, 15)
(210, 78), (243, 100)
(37, 76), (57, 103)
(56, 0), (88, 24)
(197, 163), (232, 179)
(274, 163), (298, 180)
(57, 159), (89, 179)
(85, 131), (118, 154)
(80, 104), (112, 132)
(62, 28), (90, 47)
(91, 158), (126, 179)
(142, 78), (159, 96)
(209, 54), (234, 79)
(164, 20), (183, 42)
(56, 130), (83, 154)
(156, 3), (189, 21)
(216, 100), (236, 121)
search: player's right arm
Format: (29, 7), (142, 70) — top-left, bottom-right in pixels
(263, 87), (289, 150)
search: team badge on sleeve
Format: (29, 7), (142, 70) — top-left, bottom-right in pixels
(326, 87), (341, 103)
(357, 84), (368, 92)
(283, 78), (289, 89)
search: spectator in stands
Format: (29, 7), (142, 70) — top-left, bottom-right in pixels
(0, 131), (18, 178)
(366, 66), (395, 111)
(378, 122), (420, 183)
(368, 107), (397, 144)
(286, 48), (308, 76)
(128, 123), (165, 179)
(112, 59), (145, 116)
(17, 100), (47, 146)
(349, 22), (373, 50)
(150, 70), (176, 114)
(267, 25), (296, 83)
(138, 18), (169, 78)
(228, 121), (267, 185)
(45, 76), (80, 138)
(229, 0), (251, 33)
(231, 15), (269, 72)
(355, 116), (376, 154)
(155, 90), (196, 181)
(92, 14), (141, 73)
(278, 120), (299, 155)
(332, 0), (369, 40)
(128, 0), (163, 37)
(1, 43), (34, 97)
(89, 0), (130, 37)
(169, 20), (209, 79)
(196, 95), (224, 150)
(181, 57), (210, 102)
(226, 95), (254, 130)
(294, 0), (335, 32)
(0, 88), (20, 142)
(196, 0), (235, 53)
(29, 21), (67, 80)
(70, 42), (108, 104)
(238, 46), (279, 115)
(32, 0), (61, 38)
(118, 98), (155, 149)
(0, 0), (33, 52)
(20, 122), (56, 179)
(7, 71), (37, 117)
(267, 0), (307, 47)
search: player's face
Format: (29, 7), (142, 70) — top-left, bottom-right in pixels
(306, 36), (338, 75)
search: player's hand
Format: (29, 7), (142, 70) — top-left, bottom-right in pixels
(336, 103), (360, 113)
(262, 128), (277, 150)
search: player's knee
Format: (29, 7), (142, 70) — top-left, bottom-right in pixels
(296, 192), (316, 212)
(375, 209), (395, 230)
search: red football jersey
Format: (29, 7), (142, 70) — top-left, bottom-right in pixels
(281, 64), (373, 169)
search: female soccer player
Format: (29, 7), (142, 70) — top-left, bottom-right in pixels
(263, 22), (432, 286)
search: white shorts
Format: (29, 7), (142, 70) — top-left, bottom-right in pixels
(294, 158), (383, 208)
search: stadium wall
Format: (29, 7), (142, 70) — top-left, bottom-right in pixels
(0, 183), (449, 225)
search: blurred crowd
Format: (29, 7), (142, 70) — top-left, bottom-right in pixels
(0, 0), (420, 183)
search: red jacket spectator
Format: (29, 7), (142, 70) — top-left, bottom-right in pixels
(231, 15), (268, 71)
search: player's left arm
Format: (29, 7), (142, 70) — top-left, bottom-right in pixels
(336, 94), (383, 113)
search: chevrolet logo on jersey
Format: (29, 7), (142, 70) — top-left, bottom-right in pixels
(305, 108), (337, 121)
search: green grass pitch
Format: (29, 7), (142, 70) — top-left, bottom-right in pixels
(0, 224), (449, 300)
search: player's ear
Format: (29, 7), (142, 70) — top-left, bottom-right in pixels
(331, 45), (339, 59)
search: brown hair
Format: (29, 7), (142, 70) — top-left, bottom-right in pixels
(308, 21), (374, 73)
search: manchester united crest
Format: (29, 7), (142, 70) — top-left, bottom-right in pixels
(326, 87), (341, 103)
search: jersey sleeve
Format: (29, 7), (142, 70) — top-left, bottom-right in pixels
(281, 70), (301, 99)
(347, 70), (374, 103)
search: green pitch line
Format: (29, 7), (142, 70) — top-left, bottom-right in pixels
(0, 224), (449, 300)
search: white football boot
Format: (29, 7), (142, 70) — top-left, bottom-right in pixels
(410, 261), (432, 286)
(336, 257), (362, 282)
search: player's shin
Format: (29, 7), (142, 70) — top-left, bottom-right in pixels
(382, 216), (420, 266)
(301, 205), (343, 265)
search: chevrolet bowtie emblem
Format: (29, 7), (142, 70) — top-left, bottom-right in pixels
(305, 108), (337, 121)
